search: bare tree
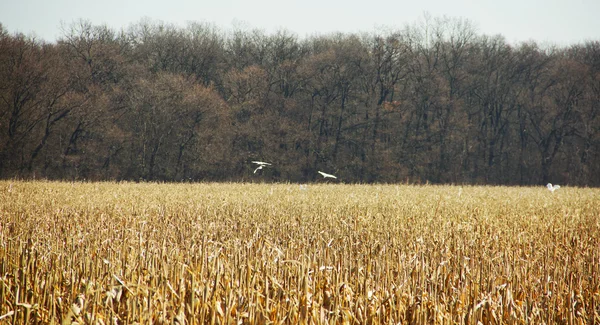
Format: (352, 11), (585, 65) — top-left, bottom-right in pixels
(0, 32), (47, 176)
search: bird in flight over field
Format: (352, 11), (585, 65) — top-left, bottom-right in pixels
(318, 171), (337, 179)
(546, 183), (560, 193)
(252, 161), (272, 174)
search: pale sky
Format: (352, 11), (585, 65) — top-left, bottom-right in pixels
(1, 0), (599, 46)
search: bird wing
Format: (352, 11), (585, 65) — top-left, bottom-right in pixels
(318, 171), (337, 179)
(252, 161), (271, 165)
(254, 166), (263, 173)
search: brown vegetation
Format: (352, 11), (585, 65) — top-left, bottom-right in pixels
(1, 181), (599, 324)
(0, 18), (599, 185)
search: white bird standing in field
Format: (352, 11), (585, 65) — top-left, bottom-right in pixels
(547, 183), (560, 193)
(252, 161), (272, 174)
(318, 171), (337, 179)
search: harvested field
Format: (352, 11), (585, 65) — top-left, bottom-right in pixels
(1, 181), (599, 324)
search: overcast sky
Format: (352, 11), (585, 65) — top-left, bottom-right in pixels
(1, 0), (599, 46)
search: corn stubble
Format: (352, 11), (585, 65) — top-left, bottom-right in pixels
(1, 181), (599, 324)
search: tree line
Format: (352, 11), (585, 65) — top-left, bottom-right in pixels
(1, 17), (599, 185)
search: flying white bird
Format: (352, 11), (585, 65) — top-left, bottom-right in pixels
(318, 171), (337, 179)
(546, 183), (560, 192)
(252, 161), (272, 174)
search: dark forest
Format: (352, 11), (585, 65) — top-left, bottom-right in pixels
(1, 17), (599, 185)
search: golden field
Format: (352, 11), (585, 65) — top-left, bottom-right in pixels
(0, 181), (599, 324)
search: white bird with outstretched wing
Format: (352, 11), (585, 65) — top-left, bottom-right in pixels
(318, 171), (337, 179)
(252, 161), (272, 174)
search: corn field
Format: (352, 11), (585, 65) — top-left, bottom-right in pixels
(1, 181), (599, 324)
